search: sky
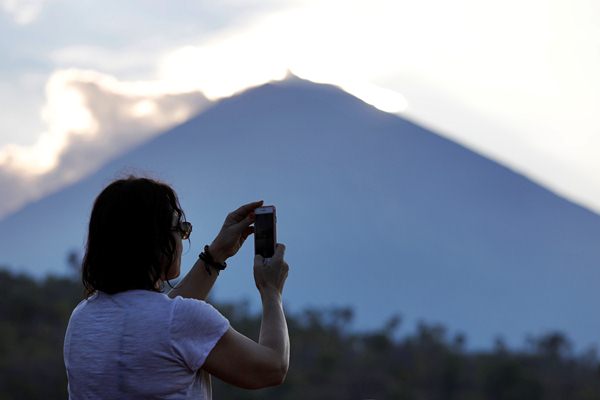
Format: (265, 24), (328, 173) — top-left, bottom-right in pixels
(0, 0), (599, 219)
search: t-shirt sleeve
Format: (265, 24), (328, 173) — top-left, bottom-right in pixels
(169, 297), (230, 371)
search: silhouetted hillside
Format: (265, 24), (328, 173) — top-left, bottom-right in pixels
(1, 266), (599, 400)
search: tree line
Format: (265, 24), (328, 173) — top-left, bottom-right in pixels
(0, 266), (599, 400)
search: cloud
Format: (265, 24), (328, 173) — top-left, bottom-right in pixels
(0, 0), (46, 24)
(0, 69), (210, 219)
(49, 45), (157, 77)
(156, 7), (409, 111)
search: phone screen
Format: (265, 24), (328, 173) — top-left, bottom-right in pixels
(254, 207), (276, 258)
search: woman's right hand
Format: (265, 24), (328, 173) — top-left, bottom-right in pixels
(254, 244), (289, 296)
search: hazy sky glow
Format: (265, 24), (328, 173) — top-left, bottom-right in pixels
(1, 0), (599, 218)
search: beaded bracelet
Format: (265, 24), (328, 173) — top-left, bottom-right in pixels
(199, 245), (227, 276)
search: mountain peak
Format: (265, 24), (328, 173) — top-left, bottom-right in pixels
(283, 69), (302, 82)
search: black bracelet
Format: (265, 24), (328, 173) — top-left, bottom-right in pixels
(199, 245), (227, 276)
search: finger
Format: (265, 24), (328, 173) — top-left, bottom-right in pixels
(232, 213), (255, 236)
(272, 243), (286, 262)
(254, 253), (264, 265)
(229, 200), (264, 222)
(241, 226), (254, 242)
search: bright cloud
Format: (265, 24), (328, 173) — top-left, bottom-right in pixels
(0, 0), (46, 24)
(0, 69), (210, 218)
(157, 4), (410, 112)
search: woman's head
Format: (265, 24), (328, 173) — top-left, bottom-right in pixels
(82, 176), (187, 296)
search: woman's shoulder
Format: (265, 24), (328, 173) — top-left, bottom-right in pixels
(68, 292), (98, 317)
(170, 296), (229, 334)
(170, 295), (220, 317)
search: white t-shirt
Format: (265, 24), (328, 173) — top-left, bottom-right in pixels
(63, 290), (230, 400)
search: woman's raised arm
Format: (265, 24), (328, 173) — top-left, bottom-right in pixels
(168, 200), (263, 300)
(202, 244), (290, 389)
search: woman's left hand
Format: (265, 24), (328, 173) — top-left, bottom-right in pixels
(209, 200), (263, 263)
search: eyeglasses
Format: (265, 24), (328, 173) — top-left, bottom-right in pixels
(173, 221), (192, 240)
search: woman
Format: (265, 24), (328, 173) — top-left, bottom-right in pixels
(63, 176), (290, 399)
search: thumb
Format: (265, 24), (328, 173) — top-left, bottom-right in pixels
(272, 243), (286, 262)
(241, 226), (254, 241)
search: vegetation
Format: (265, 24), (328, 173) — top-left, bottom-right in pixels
(0, 266), (599, 399)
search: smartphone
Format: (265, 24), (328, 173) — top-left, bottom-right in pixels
(254, 205), (277, 258)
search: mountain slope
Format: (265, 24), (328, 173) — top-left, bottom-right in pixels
(1, 77), (599, 348)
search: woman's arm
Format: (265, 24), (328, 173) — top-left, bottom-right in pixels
(202, 244), (290, 389)
(168, 200), (262, 300)
(257, 288), (290, 380)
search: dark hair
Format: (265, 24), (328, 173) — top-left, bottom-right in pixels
(82, 176), (185, 297)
